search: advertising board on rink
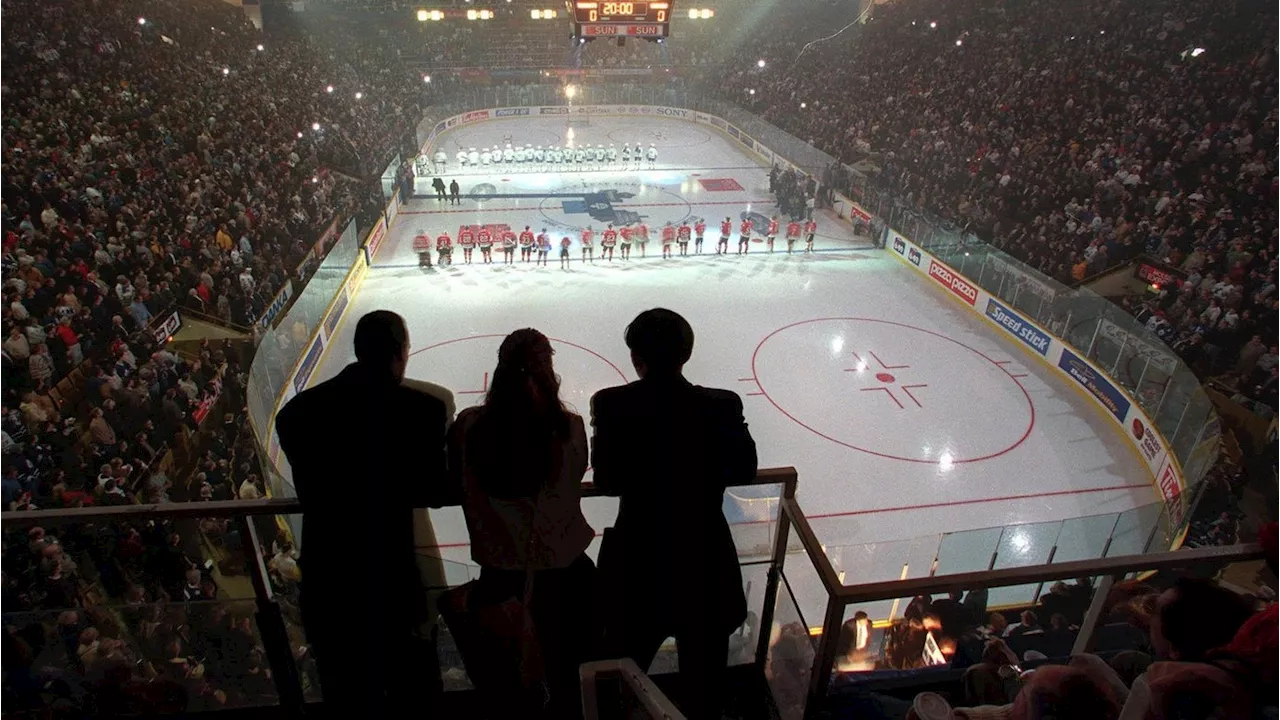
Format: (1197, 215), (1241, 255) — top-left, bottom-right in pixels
(884, 229), (1186, 535)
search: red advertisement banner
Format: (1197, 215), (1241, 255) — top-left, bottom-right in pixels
(927, 260), (978, 305)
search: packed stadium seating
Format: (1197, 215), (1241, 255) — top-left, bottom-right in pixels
(1, 0), (1274, 716)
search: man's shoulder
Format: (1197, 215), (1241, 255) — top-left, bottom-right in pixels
(398, 378), (452, 411)
(590, 381), (639, 408)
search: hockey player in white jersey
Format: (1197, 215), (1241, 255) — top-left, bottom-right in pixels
(632, 144), (644, 168)
(514, 144), (527, 164)
(646, 143), (658, 168)
(468, 147), (480, 165)
(433, 149), (448, 172)
(480, 147), (492, 165)
(533, 146), (545, 169)
(574, 145), (586, 165)
(501, 144), (514, 164)
(456, 149), (468, 167)
(607, 143), (618, 165)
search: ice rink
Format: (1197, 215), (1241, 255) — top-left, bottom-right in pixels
(313, 116), (1158, 605)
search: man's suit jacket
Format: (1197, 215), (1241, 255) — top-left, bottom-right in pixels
(275, 364), (452, 636)
(591, 374), (757, 634)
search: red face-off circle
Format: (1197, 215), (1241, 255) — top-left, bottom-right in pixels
(750, 318), (1035, 464)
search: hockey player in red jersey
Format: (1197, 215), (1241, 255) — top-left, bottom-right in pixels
(436, 231), (453, 267)
(601, 224), (618, 262)
(718, 217), (732, 255)
(694, 219), (706, 254)
(536, 229), (551, 267)
(618, 225), (632, 261)
(559, 235), (572, 270)
(635, 222), (649, 258)
(581, 226), (595, 263)
(661, 223), (676, 259)
(804, 218), (818, 253)
(501, 229), (517, 264)
(413, 230), (433, 268)
(785, 220), (802, 254)
(766, 215), (779, 253)
(677, 221), (691, 256)
(458, 227), (476, 264)
(476, 227), (494, 264)
(519, 226), (536, 263)
(738, 218), (753, 255)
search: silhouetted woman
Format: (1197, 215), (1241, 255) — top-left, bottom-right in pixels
(450, 328), (595, 717)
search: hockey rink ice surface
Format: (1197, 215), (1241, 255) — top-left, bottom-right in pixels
(313, 117), (1159, 608)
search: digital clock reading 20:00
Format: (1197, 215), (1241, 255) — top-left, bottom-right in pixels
(574, 1), (668, 23)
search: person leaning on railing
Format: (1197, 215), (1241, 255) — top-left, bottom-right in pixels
(275, 310), (453, 719)
(446, 328), (596, 718)
(590, 308), (758, 720)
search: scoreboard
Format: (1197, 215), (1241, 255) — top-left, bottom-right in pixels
(569, 1), (672, 39)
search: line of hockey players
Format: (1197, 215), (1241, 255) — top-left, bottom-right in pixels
(412, 216), (818, 269)
(433, 142), (659, 172)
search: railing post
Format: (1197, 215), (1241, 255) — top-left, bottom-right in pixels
(237, 515), (305, 716)
(1070, 573), (1118, 656)
(756, 500), (794, 667)
(804, 598), (846, 719)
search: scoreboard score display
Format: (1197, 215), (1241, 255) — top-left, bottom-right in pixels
(569, 1), (673, 38)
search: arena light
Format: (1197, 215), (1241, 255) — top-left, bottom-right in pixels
(479, 9), (493, 19)
(688, 8), (698, 18)
(701, 8), (713, 18)
(466, 8), (477, 19)
(564, 84), (578, 99)
(417, 9), (428, 21)
(431, 10), (444, 20)
(532, 9), (541, 18)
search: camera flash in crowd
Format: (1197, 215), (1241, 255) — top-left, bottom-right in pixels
(311, 122), (320, 131)
(757, 59), (766, 68)
(423, 75), (431, 83)
(257, 44), (264, 51)
(748, 88), (756, 95)
(325, 85), (334, 93)
(800, 102), (807, 109)
(311, 177), (319, 184)
(355, 92), (363, 100)
(955, 39), (963, 46)
(1191, 47), (1206, 57)
(222, 67), (229, 75)
(137, 17), (146, 25)
(296, 131), (303, 138)
(929, 21), (937, 28)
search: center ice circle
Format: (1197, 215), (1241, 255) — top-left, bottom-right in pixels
(751, 318), (1035, 464)
(407, 334), (628, 414)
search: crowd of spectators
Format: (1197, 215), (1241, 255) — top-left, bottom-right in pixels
(0, 0), (427, 712)
(701, 0), (1277, 402)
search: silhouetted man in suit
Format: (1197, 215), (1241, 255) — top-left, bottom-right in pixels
(275, 310), (453, 718)
(591, 308), (757, 719)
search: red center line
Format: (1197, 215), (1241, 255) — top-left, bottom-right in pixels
(416, 483), (1152, 550)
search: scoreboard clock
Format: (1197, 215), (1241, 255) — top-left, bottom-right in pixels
(569, 1), (673, 39)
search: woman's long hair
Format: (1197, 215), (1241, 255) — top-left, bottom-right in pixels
(467, 329), (570, 499)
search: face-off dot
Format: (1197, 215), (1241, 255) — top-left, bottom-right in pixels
(875, 372), (896, 383)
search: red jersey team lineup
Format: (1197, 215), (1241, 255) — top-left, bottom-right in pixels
(409, 216), (825, 269)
